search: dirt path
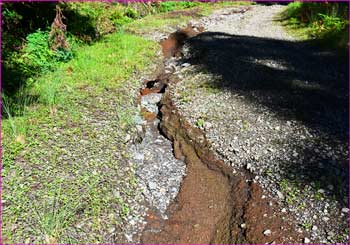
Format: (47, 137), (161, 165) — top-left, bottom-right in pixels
(197, 4), (294, 40)
(137, 4), (348, 244)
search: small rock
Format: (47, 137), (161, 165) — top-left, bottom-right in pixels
(312, 225), (317, 231)
(204, 122), (212, 129)
(76, 223), (83, 229)
(240, 223), (246, 229)
(281, 208), (287, 213)
(108, 226), (116, 233)
(304, 237), (310, 243)
(148, 182), (157, 190)
(125, 234), (133, 242)
(341, 207), (349, 213)
(136, 125), (143, 133)
(322, 217), (330, 222)
(134, 115), (145, 125)
(318, 189), (325, 194)
(327, 184), (334, 190)
(263, 229), (271, 236)
(276, 191), (284, 199)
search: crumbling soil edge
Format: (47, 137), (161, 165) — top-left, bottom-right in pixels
(140, 76), (303, 244)
(139, 26), (304, 244)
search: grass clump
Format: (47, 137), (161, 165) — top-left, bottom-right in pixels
(279, 179), (300, 204)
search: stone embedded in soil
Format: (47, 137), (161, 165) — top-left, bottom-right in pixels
(263, 229), (272, 236)
(141, 108), (157, 121)
(141, 93), (163, 114)
(132, 91), (186, 217)
(141, 87), (161, 96)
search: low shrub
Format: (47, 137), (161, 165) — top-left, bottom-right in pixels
(283, 2), (348, 48)
(14, 30), (72, 77)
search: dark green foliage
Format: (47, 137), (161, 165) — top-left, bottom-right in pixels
(125, 7), (139, 19)
(110, 12), (134, 28)
(284, 2), (349, 48)
(18, 30), (72, 76)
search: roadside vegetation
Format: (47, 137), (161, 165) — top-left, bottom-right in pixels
(279, 2), (348, 49)
(2, 1), (251, 243)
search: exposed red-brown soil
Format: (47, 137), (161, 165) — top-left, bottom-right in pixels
(140, 87), (161, 96)
(160, 24), (203, 58)
(140, 90), (304, 244)
(140, 25), (304, 243)
(141, 107), (157, 121)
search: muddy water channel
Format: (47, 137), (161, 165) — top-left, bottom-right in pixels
(131, 26), (302, 244)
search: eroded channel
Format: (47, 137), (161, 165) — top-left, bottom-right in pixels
(131, 25), (303, 244)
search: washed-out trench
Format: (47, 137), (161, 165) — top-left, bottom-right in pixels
(133, 26), (302, 244)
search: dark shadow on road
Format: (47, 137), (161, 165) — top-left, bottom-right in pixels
(182, 32), (349, 205)
(183, 32), (348, 142)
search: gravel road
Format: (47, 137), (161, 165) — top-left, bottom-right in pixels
(170, 4), (348, 243)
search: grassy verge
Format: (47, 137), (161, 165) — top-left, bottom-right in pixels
(2, 31), (160, 243)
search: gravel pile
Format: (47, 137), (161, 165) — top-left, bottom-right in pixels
(169, 5), (348, 243)
(131, 117), (186, 218)
(131, 90), (186, 218)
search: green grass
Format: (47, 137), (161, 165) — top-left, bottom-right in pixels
(34, 32), (157, 102)
(2, 30), (159, 243)
(302, 222), (312, 230)
(196, 118), (205, 128)
(279, 179), (300, 205)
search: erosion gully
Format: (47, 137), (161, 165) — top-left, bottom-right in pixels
(135, 25), (302, 244)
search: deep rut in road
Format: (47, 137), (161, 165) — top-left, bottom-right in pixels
(137, 26), (303, 244)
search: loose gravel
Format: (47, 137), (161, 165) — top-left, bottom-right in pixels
(169, 5), (348, 244)
(131, 98), (186, 218)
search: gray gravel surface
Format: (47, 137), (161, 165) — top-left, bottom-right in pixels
(130, 114), (186, 218)
(170, 5), (348, 244)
